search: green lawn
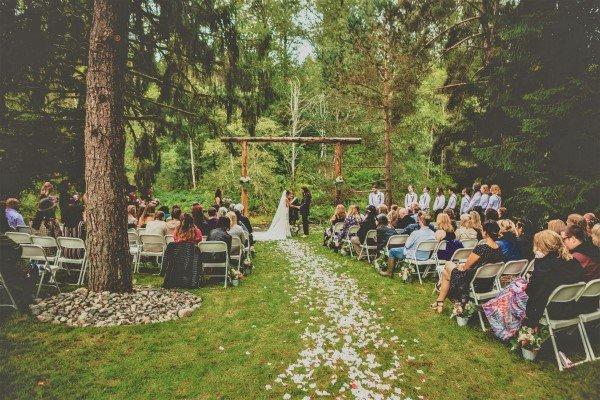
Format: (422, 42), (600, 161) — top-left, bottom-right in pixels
(1, 234), (599, 399)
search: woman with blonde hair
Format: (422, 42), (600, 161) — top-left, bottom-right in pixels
(387, 209), (399, 229)
(486, 184), (502, 212)
(434, 213), (464, 276)
(522, 230), (584, 327)
(592, 224), (600, 247)
(496, 219), (522, 261)
(469, 210), (484, 240)
(455, 214), (477, 241)
(340, 204), (362, 242)
(547, 219), (567, 235)
(227, 211), (247, 244)
(324, 204), (346, 247)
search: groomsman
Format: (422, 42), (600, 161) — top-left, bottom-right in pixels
(447, 188), (457, 211)
(478, 184), (490, 209)
(468, 183), (482, 211)
(299, 186), (312, 236)
(460, 188), (471, 215)
(404, 185), (418, 209)
(419, 187), (431, 212)
(369, 185), (385, 209)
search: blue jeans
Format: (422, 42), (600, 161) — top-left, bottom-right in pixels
(388, 247), (406, 261)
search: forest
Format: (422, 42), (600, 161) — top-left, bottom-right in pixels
(1, 0), (599, 227)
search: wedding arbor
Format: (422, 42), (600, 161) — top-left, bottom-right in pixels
(221, 136), (362, 214)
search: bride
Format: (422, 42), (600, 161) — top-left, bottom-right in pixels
(253, 190), (293, 241)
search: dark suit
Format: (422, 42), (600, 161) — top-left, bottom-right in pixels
(299, 192), (312, 235)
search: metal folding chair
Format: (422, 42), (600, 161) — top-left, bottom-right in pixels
(56, 237), (88, 285)
(577, 279), (600, 362)
(497, 259), (529, 288)
(137, 234), (166, 272)
(469, 262), (504, 331)
(5, 232), (31, 244)
(358, 230), (378, 263)
(405, 240), (438, 284)
(198, 241), (229, 288)
(21, 244), (61, 297)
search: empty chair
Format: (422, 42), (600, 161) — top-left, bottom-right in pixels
(16, 225), (32, 234)
(343, 225), (360, 256)
(358, 230), (378, 262)
(469, 262), (505, 331)
(540, 282), (588, 371)
(497, 259), (529, 287)
(56, 237), (88, 285)
(21, 244), (61, 297)
(198, 241), (229, 288)
(31, 236), (59, 265)
(405, 240), (438, 284)
(577, 279), (600, 362)
(137, 234), (166, 272)
(5, 232), (31, 244)
(230, 236), (243, 269)
(460, 238), (478, 248)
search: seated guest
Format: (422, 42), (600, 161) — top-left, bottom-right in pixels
(207, 216), (232, 252)
(547, 219), (567, 235)
(167, 205), (181, 221)
(382, 212), (435, 276)
(432, 220), (503, 312)
(127, 205), (138, 228)
(443, 208), (456, 225)
(586, 216), (599, 239)
(390, 204), (399, 212)
(409, 203), (421, 222)
(227, 211), (247, 244)
(233, 204), (253, 245)
(165, 207), (182, 235)
(205, 207), (219, 232)
(145, 211), (167, 237)
(387, 209), (399, 229)
(324, 204), (346, 246)
(497, 219), (523, 261)
(455, 214), (477, 241)
(375, 214), (396, 256)
(469, 211), (484, 240)
(137, 203), (156, 228)
(340, 204), (362, 240)
(5, 198), (25, 229)
(396, 207), (414, 230)
(378, 204), (389, 215)
(174, 213), (202, 244)
(484, 208), (499, 222)
(351, 205), (377, 255)
(217, 206), (229, 218)
(562, 225), (600, 281)
(566, 213), (586, 231)
(158, 205), (171, 221)
(593, 224), (600, 248)
(192, 204), (210, 235)
(522, 230), (584, 328)
(435, 213), (463, 262)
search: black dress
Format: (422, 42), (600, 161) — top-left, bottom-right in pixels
(448, 243), (504, 302)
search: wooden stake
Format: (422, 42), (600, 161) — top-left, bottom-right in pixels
(333, 142), (343, 204)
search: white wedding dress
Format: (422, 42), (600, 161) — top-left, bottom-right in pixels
(253, 191), (291, 241)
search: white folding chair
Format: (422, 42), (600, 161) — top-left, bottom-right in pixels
(521, 259), (535, 279)
(497, 259), (529, 288)
(16, 225), (32, 234)
(128, 232), (141, 272)
(137, 227), (146, 236)
(5, 232), (31, 244)
(405, 240), (438, 284)
(358, 230), (378, 262)
(165, 235), (175, 244)
(385, 234), (408, 253)
(230, 236), (243, 269)
(198, 241), (229, 288)
(460, 238), (478, 248)
(56, 237), (88, 285)
(343, 225), (360, 257)
(0, 270), (18, 310)
(477, 239), (486, 246)
(137, 234), (166, 272)
(577, 279), (600, 361)
(432, 240), (447, 276)
(31, 236), (59, 265)
(540, 282), (588, 371)
(469, 262), (504, 331)
(21, 244), (61, 297)
(331, 222), (345, 245)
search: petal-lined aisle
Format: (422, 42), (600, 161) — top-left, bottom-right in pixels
(272, 239), (427, 400)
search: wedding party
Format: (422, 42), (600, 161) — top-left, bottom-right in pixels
(1, 1), (599, 399)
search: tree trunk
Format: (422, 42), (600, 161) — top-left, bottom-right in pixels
(189, 136), (196, 189)
(84, 0), (132, 293)
(382, 62), (393, 206)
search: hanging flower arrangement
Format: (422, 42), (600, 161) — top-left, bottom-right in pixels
(334, 176), (344, 186)
(239, 176), (252, 187)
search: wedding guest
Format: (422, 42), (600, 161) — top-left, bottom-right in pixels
(460, 188), (472, 215)
(39, 181), (54, 200)
(227, 211), (247, 244)
(487, 184), (502, 212)
(434, 213), (464, 264)
(192, 204), (210, 235)
(566, 213), (586, 230)
(562, 225), (600, 281)
(396, 207), (414, 230)
(324, 204), (346, 246)
(376, 214), (396, 259)
(174, 213), (202, 244)
(455, 214), (478, 241)
(207, 216), (232, 252)
(145, 211), (167, 237)
(166, 207), (182, 235)
(387, 209), (399, 229)
(378, 204), (389, 215)
(497, 219), (523, 261)
(444, 208), (456, 225)
(586, 216), (599, 238)
(137, 203), (156, 228)
(214, 188), (223, 210)
(478, 184), (490, 210)
(432, 187), (446, 217)
(217, 206), (228, 218)
(419, 187), (431, 212)
(390, 204), (399, 212)
(484, 208), (499, 222)
(469, 211), (484, 240)
(404, 185), (418, 209)
(432, 220), (503, 312)
(548, 219), (567, 235)
(340, 204), (362, 240)
(4, 198), (25, 229)
(61, 195), (85, 257)
(592, 224), (600, 247)
(205, 207), (219, 232)
(32, 197), (61, 237)
(127, 205), (138, 228)
(351, 205), (377, 255)
(467, 183), (482, 212)
(233, 204), (253, 240)
(369, 185), (385, 209)
(522, 230), (584, 328)
(382, 212), (435, 276)
(447, 188), (457, 212)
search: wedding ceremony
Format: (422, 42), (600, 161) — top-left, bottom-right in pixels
(1, 1), (599, 399)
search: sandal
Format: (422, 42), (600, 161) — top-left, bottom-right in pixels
(430, 301), (444, 313)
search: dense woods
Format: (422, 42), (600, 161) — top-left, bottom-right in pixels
(1, 0), (599, 227)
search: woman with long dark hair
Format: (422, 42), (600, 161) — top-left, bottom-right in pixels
(214, 188), (223, 209)
(192, 204), (208, 235)
(174, 213), (202, 244)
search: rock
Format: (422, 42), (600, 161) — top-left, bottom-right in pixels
(177, 308), (193, 318)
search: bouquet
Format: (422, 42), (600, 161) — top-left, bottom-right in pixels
(228, 268), (244, 281)
(239, 176), (252, 187)
(399, 264), (415, 282)
(374, 252), (388, 271)
(450, 301), (478, 319)
(510, 326), (548, 352)
(334, 176), (344, 186)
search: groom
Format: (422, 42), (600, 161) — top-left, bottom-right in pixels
(299, 186), (312, 237)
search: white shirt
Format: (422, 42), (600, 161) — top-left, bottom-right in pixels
(404, 191), (418, 209)
(369, 191), (385, 208)
(433, 195), (446, 211)
(460, 195), (471, 215)
(419, 192), (431, 211)
(447, 193), (457, 210)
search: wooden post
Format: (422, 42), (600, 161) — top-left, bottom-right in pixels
(241, 140), (249, 216)
(333, 142), (343, 204)
(189, 136), (196, 189)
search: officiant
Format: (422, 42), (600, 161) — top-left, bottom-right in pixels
(299, 186), (312, 236)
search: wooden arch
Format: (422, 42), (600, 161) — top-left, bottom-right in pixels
(221, 136), (362, 215)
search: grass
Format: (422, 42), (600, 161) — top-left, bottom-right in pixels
(1, 233), (599, 399)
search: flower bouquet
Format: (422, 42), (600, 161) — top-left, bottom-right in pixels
(510, 326), (548, 361)
(399, 264), (415, 282)
(334, 176), (344, 186)
(374, 252), (388, 271)
(228, 268), (244, 286)
(450, 301), (477, 326)
(239, 176), (252, 188)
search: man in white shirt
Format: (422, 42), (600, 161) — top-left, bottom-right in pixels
(419, 187), (431, 212)
(404, 185), (418, 209)
(369, 185), (385, 209)
(447, 188), (457, 211)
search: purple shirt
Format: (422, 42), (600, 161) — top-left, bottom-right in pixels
(5, 208), (25, 229)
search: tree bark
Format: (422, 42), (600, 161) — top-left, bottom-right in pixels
(84, 0), (132, 293)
